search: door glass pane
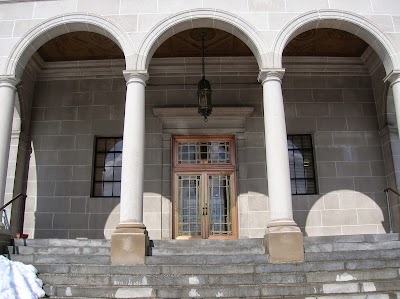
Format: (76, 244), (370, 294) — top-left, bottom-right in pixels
(208, 175), (232, 236)
(177, 175), (202, 237)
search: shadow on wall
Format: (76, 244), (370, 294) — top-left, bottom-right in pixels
(29, 140), (171, 239)
(299, 190), (388, 236)
(238, 187), (388, 238)
(29, 140), (122, 239)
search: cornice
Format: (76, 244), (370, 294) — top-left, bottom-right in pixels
(0, 76), (20, 89)
(29, 56), (372, 81)
(258, 69), (285, 84)
(361, 46), (383, 76)
(384, 70), (400, 85)
(282, 56), (370, 76)
(153, 106), (254, 135)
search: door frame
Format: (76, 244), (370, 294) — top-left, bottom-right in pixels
(172, 136), (238, 239)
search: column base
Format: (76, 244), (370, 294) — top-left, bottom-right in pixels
(0, 227), (13, 255)
(110, 224), (149, 265)
(264, 225), (304, 263)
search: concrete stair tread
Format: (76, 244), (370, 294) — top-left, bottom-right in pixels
(10, 254), (110, 264)
(13, 239), (111, 247)
(146, 253), (269, 264)
(152, 238), (263, 246)
(30, 260), (400, 275)
(305, 240), (400, 252)
(44, 280), (400, 298)
(303, 234), (400, 244)
(305, 248), (400, 262)
(150, 246), (265, 256)
(38, 268), (400, 287)
(8, 246), (110, 255)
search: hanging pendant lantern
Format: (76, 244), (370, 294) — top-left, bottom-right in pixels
(197, 32), (212, 122)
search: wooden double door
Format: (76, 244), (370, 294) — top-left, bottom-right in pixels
(173, 136), (237, 239)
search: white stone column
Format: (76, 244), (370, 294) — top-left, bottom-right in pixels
(258, 69), (304, 263)
(111, 71), (149, 265)
(386, 72), (400, 138)
(0, 77), (19, 229)
(385, 71), (400, 233)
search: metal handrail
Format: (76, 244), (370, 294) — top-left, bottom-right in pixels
(383, 188), (400, 233)
(2, 209), (10, 230)
(384, 188), (400, 198)
(0, 193), (26, 213)
(1, 193), (26, 232)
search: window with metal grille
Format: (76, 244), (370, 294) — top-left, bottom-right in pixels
(92, 137), (123, 197)
(287, 134), (317, 195)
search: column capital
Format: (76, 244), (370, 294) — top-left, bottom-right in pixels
(379, 125), (398, 137)
(0, 76), (20, 91)
(258, 68), (285, 85)
(123, 70), (149, 86)
(384, 70), (400, 86)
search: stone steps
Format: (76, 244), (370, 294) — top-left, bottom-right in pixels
(306, 248), (400, 262)
(29, 258), (400, 275)
(37, 268), (400, 286)
(8, 245), (110, 255)
(150, 244), (265, 255)
(150, 238), (265, 255)
(7, 234), (400, 298)
(43, 281), (400, 298)
(13, 238), (110, 247)
(9, 253), (110, 264)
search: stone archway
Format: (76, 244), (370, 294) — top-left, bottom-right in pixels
(134, 8), (268, 71)
(3, 13), (134, 79)
(275, 10), (400, 235)
(271, 9), (399, 74)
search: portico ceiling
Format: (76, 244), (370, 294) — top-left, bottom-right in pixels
(36, 28), (369, 62)
(284, 28), (369, 57)
(37, 31), (124, 62)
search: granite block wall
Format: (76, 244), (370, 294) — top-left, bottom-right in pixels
(284, 73), (388, 236)
(18, 57), (390, 239)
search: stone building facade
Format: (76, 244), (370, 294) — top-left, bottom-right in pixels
(1, 0), (400, 263)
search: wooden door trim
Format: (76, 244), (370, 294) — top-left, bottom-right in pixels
(172, 135), (238, 240)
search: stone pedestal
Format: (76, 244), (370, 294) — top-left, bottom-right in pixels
(264, 225), (304, 264)
(0, 227), (12, 254)
(111, 224), (149, 265)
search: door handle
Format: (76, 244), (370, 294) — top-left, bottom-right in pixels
(203, 204), (208, 216)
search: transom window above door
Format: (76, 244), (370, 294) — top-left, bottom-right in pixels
(177, 141), (230, 164)
(174, 136), (235, 168)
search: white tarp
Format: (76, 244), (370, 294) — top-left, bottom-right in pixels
(0, 255), (45, 299)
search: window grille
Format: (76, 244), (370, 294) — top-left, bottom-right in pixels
(92, 137), (123, 197)
(287, 134), (317, 195)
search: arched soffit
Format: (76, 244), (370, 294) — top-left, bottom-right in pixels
(272, 9), (399, 74)
(135, 8), (268, 71)
(386, 86), (396, 127)
(4, 13), (134, 79)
